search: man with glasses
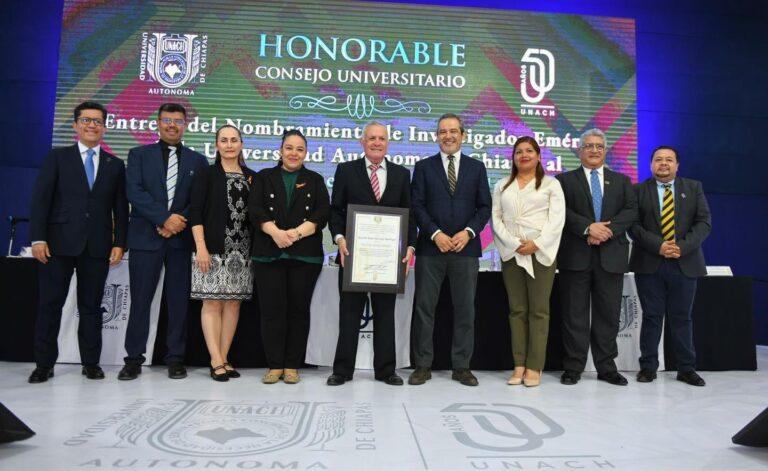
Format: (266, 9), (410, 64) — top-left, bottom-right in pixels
(28, 101), (128, 383)
(556, 128), (637, 386)
(118, 103), (208, 381)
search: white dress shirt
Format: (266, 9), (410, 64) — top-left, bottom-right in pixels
(491, 175), (566, 278)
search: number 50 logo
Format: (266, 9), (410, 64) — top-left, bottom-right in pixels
(520, 48), (556, 104)
(441, 403), (564, 452)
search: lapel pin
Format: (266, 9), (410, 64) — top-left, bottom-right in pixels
(296, 182), (307, 189)
(681, 193), (686, 198)
(605, 180), (610, 185)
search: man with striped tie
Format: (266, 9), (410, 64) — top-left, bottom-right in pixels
(119, 103), (208, 381)
(630, 146), (711, 386)
(326, 121), (417, 386)
(409, 113), (491, 387)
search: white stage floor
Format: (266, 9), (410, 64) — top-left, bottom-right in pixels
(1, 348), (767, 471)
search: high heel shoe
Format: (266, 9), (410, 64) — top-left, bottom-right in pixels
(523, 369), (541, 387)
(507, 367), (525, 385)
(223, 362), (240, 378)
(210, 364), (229, 382)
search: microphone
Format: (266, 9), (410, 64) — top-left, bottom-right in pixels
(7, 215), (29, 256)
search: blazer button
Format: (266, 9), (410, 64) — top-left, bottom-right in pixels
(303, 218), (307, 222)
(305, 206), (310, 210)
(307, 193), (311, 197)
(270, 193), (274, 198)
(269, 207), (273, 211)
(85, 212), (90, 218)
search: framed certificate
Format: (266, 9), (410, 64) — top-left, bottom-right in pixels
(342, 204), (409, 294)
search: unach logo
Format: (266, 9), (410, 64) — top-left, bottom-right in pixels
(441, 403), (564, 452)
(520, 48), (556, 104)
(142, 33), (205, 89)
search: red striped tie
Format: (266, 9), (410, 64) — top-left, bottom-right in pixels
(369, 164), (381, 202)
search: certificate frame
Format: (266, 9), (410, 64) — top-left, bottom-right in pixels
(341, 204), (409, 294)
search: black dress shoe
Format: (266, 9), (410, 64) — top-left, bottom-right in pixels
(118, 364), (141, 380)
(452, 368), (478, 386)
(168, 364), (187, 379)
(560, 370), (581, 385)
(677, 371), (705, 387)
(636, 369), (657, 383)
(28, 367), (53, 384)
(326, 374), (350, 386)
(408, 367), (432, 385)
(210, 365), (229, 382)
(597, 371), (628, 386)
(223, 362), (240, 379)
(378, 374), (404, 386)
(82, 365), (105, 380)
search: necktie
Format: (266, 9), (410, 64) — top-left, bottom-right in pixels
(590, 168), (602, 222)
(447, 154), (457, 194)
(85, 148), (96, 190)
(167, 146), (178, 209)
(661, 184), (675, 241)
(369, 163), (381, 202)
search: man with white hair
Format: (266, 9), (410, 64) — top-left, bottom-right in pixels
(556, 129), (637, 386)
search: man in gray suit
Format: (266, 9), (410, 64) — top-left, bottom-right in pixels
(630, 145), (711, 386)
(556, 128), (637, 386)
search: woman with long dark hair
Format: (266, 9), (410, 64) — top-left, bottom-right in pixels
(189, 124), (256, 381)
(491, 136), (565, 387)
(249, 130), (330, 384)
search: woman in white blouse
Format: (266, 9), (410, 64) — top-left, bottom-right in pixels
(491, 136), (565, 387)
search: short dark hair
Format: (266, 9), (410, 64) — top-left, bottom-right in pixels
(437, 113), (465, 133)
(651, 145), (679, 162)
(282, 129), (307, 147)
(74, 101), (107, 122)
(158, 102), (187, 117)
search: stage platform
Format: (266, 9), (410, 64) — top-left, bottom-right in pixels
(1, 348), (767, 471)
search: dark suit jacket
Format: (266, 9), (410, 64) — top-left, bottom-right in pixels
(329, 158), (417, 260)
(411, 153), (491, 257)
(249, 164), (330, 258)
(30, 144), (128, 258)
(189, 162), (257, 255)
(125, 142), (208, 251)
(556, 166), (637, 273)
(630, 177), (711, 277)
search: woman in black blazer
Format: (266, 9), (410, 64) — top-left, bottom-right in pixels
(189, 125), (257, 381)
(249, 130), (330, 384)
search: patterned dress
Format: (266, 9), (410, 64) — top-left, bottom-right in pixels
(191, 172), (252, 299)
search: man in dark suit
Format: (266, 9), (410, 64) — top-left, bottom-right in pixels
(118, 103), (208, 380)
(630, 146), (711, 386)
(326, 121), (417, 386)
(28, 101), (128, 383)
(556, 128), (637, 386)
(408, 113), (491, 387)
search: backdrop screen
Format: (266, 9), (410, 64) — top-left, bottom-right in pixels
(54, 0), (636, 261)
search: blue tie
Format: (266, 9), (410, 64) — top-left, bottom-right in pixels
(590, 169), (602, 222)
(85, 148), (96, 190)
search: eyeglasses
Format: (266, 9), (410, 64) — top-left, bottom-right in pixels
(77, 117), (104, 126)
(581, 143), (605, 151)
(160, 118), (186, 126)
